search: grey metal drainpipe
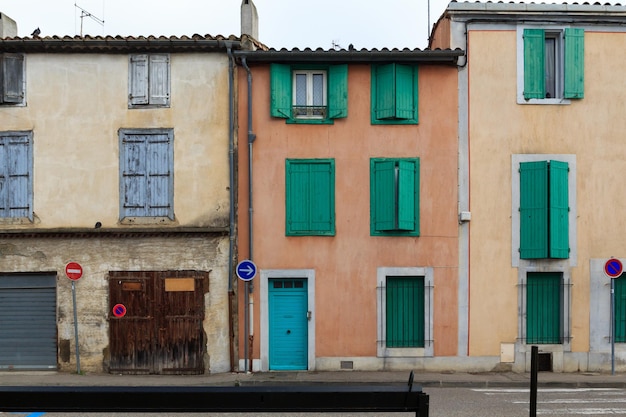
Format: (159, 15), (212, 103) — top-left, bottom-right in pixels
(227, 47), (236, 292)
(241, 57), (256, 373)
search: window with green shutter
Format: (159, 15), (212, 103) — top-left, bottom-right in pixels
(370, 158), (420, 236)
(522, 28), (584, 101)
(0, 131), (33, 220)
(519, 160), (569, 259)
(285, 159), (335, 236)
(370, 63), (418, 124)
(615, 274), (626, 343)
(270, 64), (347, 124)
(526, 272), (562, 344)
(386, 276), (425, 348)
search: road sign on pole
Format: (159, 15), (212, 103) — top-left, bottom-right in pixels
(65, 262), (83, 281)
(236, 260), (257, 281)
(605, 258), (623, 278)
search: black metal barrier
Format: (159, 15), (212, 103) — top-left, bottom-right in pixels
(0, 373), (429, 416)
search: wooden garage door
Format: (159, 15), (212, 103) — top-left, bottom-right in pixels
(108, 271), (208, 374)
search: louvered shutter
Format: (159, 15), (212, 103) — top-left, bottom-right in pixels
(0, 138), (6, 216)
(327, 64), (348, 119)
(149, 55), (170, 105)
(121, 134), (148, 217)
(270, 64), (292, 118)
(129, 55), (149, 105)
(523, 29), (546, 100)
(520, 161), (549, 258)
(563, 28), (584, 99)
(7, 135), (31, 219)
(549, 160), (569, 258)
(372, 160), (396, 232)
(395, 64), (417, 120)
(309, 162), (334, 233)
(1, 54), (24, 104)
(397, 159), (418, 232)
(146, 133), (173, 219)
(374, 64), (396, 119)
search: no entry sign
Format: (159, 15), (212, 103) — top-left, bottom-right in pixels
(65, 262), (83, 281)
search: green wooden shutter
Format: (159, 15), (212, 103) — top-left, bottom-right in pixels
(129, 55), (149, 105)
(270, 64), (292, 119)
(374, 64), (396, 119)
(309, 161), (335, 234)
(371, 160), (396, 232)
(523, 29), (546, 100)
(395, 64), (417, 120)
(615, 275), (626, 343)
(520, 161), (549, 259)
(563, 28), (584, 99)
(526, 273), (561, 344)
(386, 277), (424, 348)
(549, 160), (569, 258)
(327, 64), (348, 119)
(286, 160), (335, 235)
(1, 54), (24, 104)
(397, 159), (418, 232)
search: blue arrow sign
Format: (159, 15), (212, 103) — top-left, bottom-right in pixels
(236, 260), (257, 281)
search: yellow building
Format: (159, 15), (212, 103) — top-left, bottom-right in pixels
(432, 2), (626, 372)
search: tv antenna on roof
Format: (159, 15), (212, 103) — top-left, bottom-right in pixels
(75, 3), (104, 36)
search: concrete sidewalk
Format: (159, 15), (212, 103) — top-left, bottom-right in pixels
(2, 370), (626, 389)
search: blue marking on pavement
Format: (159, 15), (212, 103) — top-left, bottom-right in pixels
(26, 413), (46, 417)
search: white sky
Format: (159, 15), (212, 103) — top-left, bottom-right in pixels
(0, 0), (453, 49)
(0, 0), (598, 50)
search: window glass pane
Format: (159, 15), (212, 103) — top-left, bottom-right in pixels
(295, 74), (307, 106)
(312, 73), (324, 106)
(545, 37), (556, 99)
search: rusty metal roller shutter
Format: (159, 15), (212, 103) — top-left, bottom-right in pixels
(0, 274), (57, 370)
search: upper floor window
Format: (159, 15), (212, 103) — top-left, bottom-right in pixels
(0, 132), (33, 220)
(0, 54), (25, 105)
(371, 63), (418, 124)
(119, 129), (174, 221)
(270, 64), (347, 124)
(129, 54), (170, 108)
(285, 159), (335, 236)
(518, 27), (584, 104)
(370, 158), (420, 236)
(519, 160), (569, 259)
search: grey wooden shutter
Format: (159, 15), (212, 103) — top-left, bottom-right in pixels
(0, 134), (32, 219)
(149, 55), (170, 105)
(146, 133), (173, 218)
(121, 133), (148, 217)
(1, 54), (24, 104)
(129, 55), (149, 105)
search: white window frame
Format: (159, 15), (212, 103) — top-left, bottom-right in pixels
(292, 70), (327, 119)
(516, 26), (570, 105)
(376, 266), (434, 358)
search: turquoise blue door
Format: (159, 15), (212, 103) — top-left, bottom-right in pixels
(269, 278), (308, 370)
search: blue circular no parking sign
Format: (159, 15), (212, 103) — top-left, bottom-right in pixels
(605, 258), (623, 278)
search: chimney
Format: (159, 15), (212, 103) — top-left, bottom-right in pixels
(241, 0), (259, 40)
(0, 13), (17, 38)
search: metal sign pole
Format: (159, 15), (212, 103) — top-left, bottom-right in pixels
(612, 278), (615, 375)
(72, 281), (81, 374)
